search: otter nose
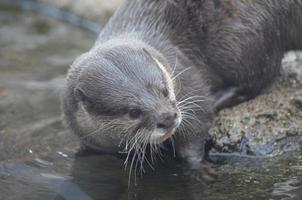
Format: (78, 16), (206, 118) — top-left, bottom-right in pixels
(157, 112), (178, 129)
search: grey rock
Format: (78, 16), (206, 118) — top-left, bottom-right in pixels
(209, 52), (302, 156)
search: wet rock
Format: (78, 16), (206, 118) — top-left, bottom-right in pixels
(209, 52), (302, 156)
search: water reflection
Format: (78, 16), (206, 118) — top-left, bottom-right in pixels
(271, 178), (301, 200)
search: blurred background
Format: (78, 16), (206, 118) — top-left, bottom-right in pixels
(0, 0), (302, 200)
(0, 0), (120, 161)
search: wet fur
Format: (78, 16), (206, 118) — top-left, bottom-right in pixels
(62, 0), (302, 178)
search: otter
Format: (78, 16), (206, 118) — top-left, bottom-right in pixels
(61, 0), (302, 179)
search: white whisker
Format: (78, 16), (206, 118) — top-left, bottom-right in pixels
(172, 67), (192, 81)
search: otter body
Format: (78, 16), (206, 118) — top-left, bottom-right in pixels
(62, 0), (302, 178)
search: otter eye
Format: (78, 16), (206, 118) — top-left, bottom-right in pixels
(129, 108), (142, 119)
(162, 88), (169, 97)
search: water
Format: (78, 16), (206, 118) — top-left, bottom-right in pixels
(0, 1), (302, 200)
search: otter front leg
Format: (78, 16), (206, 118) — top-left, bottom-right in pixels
(175, 133), (216, 181)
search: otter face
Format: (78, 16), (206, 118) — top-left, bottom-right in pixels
(72, 46), (182, 148)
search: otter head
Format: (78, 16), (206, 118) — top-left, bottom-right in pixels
(68, 44), (182, 152)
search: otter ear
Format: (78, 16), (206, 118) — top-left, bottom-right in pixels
(74, 87), (92, 105)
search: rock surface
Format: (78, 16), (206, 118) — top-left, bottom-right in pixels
(209, 52), (302, 156)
